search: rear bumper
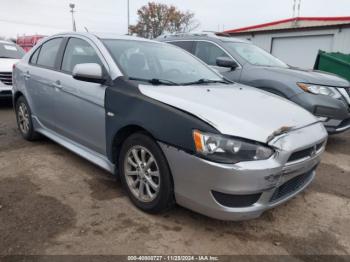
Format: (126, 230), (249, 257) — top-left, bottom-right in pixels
(159, 123), (328, 221)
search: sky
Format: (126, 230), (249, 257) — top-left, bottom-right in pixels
(1, 0), (350, 38)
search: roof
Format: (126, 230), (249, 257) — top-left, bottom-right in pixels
(157, 32), (249, 43)
(93, 32), (156, 42)
(49, 32), (159, 43)
(224, 17), (350, 34)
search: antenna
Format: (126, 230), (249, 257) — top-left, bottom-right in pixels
(84, 26), (89, 32)
(297, 0), (301, 17)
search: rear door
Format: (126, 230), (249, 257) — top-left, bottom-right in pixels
(54, 37), (108, 155)
(25, 38), (63, 130)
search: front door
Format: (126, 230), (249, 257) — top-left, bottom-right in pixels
(193, 41), (242, 81)
(53, 37), (107, 155)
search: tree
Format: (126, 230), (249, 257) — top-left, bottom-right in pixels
(129, 2), (199, 39)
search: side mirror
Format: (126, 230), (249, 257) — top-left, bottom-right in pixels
(72, 63), (104, 84)
(216, 57), (239, 70)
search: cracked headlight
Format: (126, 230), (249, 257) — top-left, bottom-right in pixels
(193, 130), (274, 164)
(297, 83), (341, 99)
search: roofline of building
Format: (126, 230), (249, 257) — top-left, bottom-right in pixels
(225, 23), (350, 36)
(224, 16), (350, 34)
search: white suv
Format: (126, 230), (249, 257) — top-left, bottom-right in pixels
(0, 40), (25, 98)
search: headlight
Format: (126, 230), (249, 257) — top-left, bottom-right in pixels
(297, 83), (341, 99)
(193, 130), (274, 164)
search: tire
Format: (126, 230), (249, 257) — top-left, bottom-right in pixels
(15, 96), (40, 141)
(119, 132), (175, 213)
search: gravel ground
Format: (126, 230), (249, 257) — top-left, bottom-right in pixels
(0, 100), (349, 256)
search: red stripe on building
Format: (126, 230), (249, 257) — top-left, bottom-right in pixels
(224, 17), (350, 34)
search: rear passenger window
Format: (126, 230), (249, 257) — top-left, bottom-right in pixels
(61, 38), (103, 74)
(30, 47), (41, 64)
(194, 41), (230, 66)
(169, 41), (194, 53)
(37, 38), (63, 68)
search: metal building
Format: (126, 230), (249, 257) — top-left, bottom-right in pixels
(224, 17), (350, 69)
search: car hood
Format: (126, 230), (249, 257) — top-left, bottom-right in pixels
(139, 83), (319, 143)
(0, 58), (19, 71)
(261, 66), (350, 87)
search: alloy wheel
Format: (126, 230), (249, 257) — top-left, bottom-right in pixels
(124, 146), (160, 202)
(18, 102), (30, 135)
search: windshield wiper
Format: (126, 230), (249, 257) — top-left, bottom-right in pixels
(181, 78), (230, 86)
(128, 77), (179, 86)
(0, 56), (15, 59)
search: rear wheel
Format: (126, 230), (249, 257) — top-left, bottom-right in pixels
(119, 132), (175, 213)
(15, 96), (40, 141)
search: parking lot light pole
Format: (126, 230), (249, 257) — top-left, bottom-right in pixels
(127, 0), (130, 35)
(69, 3), (77, 32)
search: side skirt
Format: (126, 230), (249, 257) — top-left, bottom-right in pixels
(32, 116), (115, 174)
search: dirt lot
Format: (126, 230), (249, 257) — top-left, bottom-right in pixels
(0, 100), (350, 256)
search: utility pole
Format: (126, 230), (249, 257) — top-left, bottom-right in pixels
(127, 0), (130, 35)
(292, 0), (296, 18)
(69, 3), (76, 32)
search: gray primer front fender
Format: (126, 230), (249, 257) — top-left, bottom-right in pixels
(104, 77), (219, 163)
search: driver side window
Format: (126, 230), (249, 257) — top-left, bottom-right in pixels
(194, 41), (229, 66)
(61, 38), (103, 74)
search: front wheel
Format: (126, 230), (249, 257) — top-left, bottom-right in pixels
(119, 133), (175, 213)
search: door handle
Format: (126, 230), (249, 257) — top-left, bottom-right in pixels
(23, 71), (31, 79)
(52, 81), (62, 90)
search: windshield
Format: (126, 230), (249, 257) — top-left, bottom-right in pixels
(103, 39), (223, 85)
(0, 43), (25, 59)
(224, 42), (288, 68)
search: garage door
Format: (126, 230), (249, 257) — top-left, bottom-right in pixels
(271, 35), (334, 69)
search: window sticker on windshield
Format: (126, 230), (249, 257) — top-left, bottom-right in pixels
(4, 45), (17, 51)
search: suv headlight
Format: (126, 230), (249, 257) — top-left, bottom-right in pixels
(193, 130), (274, 164)
(297, 83), (341, 99)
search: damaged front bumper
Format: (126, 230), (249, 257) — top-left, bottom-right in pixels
(159, 122), (328, 221)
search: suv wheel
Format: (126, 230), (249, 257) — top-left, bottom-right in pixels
(119, 133), (175, 213)
(15, 96), (40, 141)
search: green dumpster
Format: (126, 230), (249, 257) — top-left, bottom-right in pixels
(314, 50), (350, 82)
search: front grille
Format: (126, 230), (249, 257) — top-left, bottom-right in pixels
(0, 72), (12, 86)
(0, 90), (11, 95)
(287, 141), (324, 163)
(212, 191), (261, 208)
(270, 170), (314, 203)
